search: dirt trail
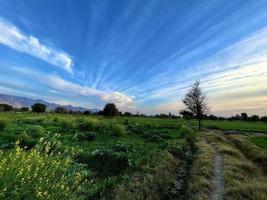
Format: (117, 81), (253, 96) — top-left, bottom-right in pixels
(210, 149), (224, 200)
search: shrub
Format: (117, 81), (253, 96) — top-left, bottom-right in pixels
(18, 132), (37, 148)
(0, 120), (6, 131)
(0, 138), (86, 199)
(74, 132), (96, 142)
(108, 124), (127, 137)
(61, 120), (75, 132)
(127, 123), (145, 134)
(78, 149), (129, 176)
(78, 120), (96, 131)
(28, 125), (45, 138)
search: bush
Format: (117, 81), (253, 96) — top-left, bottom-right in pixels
(61, 120), (75, 132)
(0, 120), (6, 131)
(18, 132), (37, 148)
(108, 124), (127, 137)
(0, 138), (86, 199)
(28, 125), (45, 138)
(78, 120), (96, 131)
(77, 149), (129, 176)
(74, 132), (96, 141)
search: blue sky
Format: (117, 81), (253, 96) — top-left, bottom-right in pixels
(0, 0), (267, 116)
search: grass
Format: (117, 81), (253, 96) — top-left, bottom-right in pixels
(0, 112), (189, 199)
(249, 136), (267, 151)
(190, 119), (267, 132)
(186, 135), (214, 200)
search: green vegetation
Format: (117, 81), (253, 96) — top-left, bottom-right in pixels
(250, 136), (267, 151)
(1, 111), (267, 199)
(0, 112), (189, 199)
(190, 119), (267, 132)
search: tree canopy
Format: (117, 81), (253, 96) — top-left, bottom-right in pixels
(103, 103), (119, 116)
(31, 103), (46, 113)
(183, 81), (208, 130)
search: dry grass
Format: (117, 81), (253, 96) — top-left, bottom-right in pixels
(112, 150), (181, 200)
(227, 135), (267, 174)
(223, 149), (267, 199)
(186, 137), (214, 200)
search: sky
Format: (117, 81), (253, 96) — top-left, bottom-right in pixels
(0, 0), (267, 116)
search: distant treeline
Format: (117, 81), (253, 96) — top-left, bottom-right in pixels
(179, 110), (267, 122)
(0, 103), (266, 122)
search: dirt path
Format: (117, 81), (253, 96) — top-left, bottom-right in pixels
(210, 149), (224, 200)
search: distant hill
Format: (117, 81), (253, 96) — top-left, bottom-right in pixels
(0, 94), (100, 113)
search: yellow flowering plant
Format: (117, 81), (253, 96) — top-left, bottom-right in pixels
(0, 134), (87, 200)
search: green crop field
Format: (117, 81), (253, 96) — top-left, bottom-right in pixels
(0, 112), (195, 199)
(190, 119), (267, 132)
(1, 112), (267, 199)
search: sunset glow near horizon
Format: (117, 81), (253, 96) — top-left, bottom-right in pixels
(0, 0), (267, 116)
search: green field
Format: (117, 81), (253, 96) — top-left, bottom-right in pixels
(190, 119), (267, 132)
(1, 112), (267, 199)
(0, 112), (194, 199)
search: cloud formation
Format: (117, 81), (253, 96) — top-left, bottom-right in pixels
(0, 18), (73, 73)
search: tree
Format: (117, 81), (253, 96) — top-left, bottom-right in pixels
(261, 116), (267, 123)
(182, 81), (208, 130)
(249, 115), (259, 122)
(21, 107), (29, 112)
(31, 103), (46, 113)
(179, 110), (193, 120)
(0, 104), (13, 112)
(241, 113), (248, 121)
(55, 107), (67, 114)
(84, 110), (91, 115)
(123, 112), (132, 116)
(103, 103), (119, 116)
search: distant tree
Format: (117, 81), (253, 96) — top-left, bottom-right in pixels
(183, 81), (208, 130)
(249, 115), (260, 122)
(179, 110), (193, 120)
(103, 103), (119, 116)
(241, 113), (248, 121)
(123, 112), (132, 116)
(21, 107), (29, 112)
(208, 115), (218, 120)
(0, 104), (13, 112)
(261, 116), (267, 123)
(218, 117), (226, 121)
(55, 107), (68, 114)
(31, 103), (46, 113)
(84, 110), (91, 115)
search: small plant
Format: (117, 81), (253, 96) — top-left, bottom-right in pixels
(0, 120), (6, 131)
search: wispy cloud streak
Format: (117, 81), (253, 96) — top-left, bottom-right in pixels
(0, 18), (73, 73)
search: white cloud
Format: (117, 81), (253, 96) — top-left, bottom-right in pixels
(45, 75), (135, 108)
(0, 18), (73, 73)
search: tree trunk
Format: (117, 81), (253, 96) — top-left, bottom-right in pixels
(198, 118), (201, 130)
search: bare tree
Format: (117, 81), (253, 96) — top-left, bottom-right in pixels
(183, 81), (208, 130)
